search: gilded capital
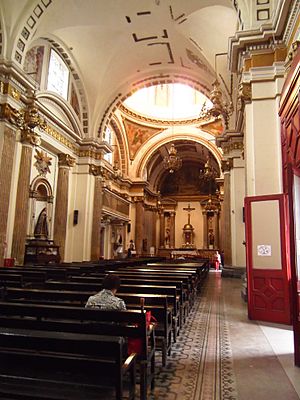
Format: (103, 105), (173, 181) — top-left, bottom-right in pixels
(0, 103), (21, 125)
(20, 129), (41, 146)
(221, 159), (233, 172)
(58, 153), (76, 167)
(237, 82), (252, 111)
(89, 164), (105, 177)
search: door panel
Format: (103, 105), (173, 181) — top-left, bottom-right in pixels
(245, 194), (291, 324)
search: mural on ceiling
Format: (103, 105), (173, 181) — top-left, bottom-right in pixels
(123, 118), (161, 160)
(161, 162), (218, 196)
(24, 45), (44, 85)
(199, 119), (224, 136)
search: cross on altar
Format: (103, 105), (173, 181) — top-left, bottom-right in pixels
(183, 203), (195, 225)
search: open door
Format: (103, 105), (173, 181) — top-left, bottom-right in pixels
(244, 194), (291, 325)
(279, 45), (300, 366)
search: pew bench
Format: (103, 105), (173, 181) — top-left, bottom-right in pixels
(0, 327), (136, 400)
(0, 302), (154, 400)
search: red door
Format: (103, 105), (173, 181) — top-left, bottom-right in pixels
(244, 194), (291, 324)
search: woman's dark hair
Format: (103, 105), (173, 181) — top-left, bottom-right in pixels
(102, 274), (121, 291)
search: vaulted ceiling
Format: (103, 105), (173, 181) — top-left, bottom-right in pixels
(1, 0), (238, 129)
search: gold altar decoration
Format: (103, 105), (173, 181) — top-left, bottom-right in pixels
(182, 204), (195, 249)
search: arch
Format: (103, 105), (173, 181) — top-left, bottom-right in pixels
(12, 0), (54, 65)
(97, 74), (213, 137)
(30, 176), (53, 200)
(37, 91), (83, 140)
(110, 117), (129, 176)
(135, 130), (223, 180)
(40, 36), (89, 133)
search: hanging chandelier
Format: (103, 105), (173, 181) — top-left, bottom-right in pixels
(163, 143), (182, 174)
(199, 156), (218, 182)
(199, 79), (233, 130)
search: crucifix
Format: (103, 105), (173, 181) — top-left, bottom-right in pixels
(183, 203), (195, 225)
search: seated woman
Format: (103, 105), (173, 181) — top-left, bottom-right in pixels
(85, 274), (126, 311)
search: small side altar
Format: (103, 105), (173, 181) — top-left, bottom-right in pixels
(24, 240), (60, 264)
(182, 204), (196, 248)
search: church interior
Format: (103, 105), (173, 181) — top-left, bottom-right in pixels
(1, 0), (300, 399)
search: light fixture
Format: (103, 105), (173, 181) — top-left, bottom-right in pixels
(199, 155), (217, 182)
(199, 53), (233, 130)
(163, 143), (182, 174)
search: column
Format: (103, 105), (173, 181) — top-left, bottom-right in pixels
(90, 165), (104, 261)
(135, 199), (144, 255)
(53, 153), (75, 261)
(151, 209), (156, 252)
(222, 160), (233, 265)
(170, 212), (175, 248)
(0, 126), (16, 265)
(11, 130), (41, 265)
(202, 211), (208, 248)
(214, 211), (220, 249)
(217, 132), (246, 267)
(159, 210), (165, 247)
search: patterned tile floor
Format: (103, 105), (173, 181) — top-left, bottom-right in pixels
(147, 272), (300, 400)
(148, 272), (237, 400)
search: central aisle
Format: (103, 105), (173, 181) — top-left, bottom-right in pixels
(150, 272), (300, 400)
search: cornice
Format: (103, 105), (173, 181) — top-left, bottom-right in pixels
(120, 104), (216, 128)
(228, 1), (292, 73)
(216, 131), (244, 157)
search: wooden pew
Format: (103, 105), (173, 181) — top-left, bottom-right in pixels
(0, 299), (155, 399)
(70, 275), (189, 327)
(0, 327), (136, 400)
(0, 273), (24, 287)
(2, 288), (171, 368)
(0, 269), (47, 284)
(44, 281), (180, 342)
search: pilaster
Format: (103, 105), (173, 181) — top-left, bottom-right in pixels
(53, 153), (76, 261)
(11, 130), (41, 264)
(0, 125), (16, 265)
(134, 197), (145, 256)
(89, 164), (105, 261)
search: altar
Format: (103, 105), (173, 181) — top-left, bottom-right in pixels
(171, 249), (199, 259)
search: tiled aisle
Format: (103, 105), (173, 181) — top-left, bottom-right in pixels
(222, 273), (300, 400)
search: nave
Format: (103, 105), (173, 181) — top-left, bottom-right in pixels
(151, 273), (300, 400)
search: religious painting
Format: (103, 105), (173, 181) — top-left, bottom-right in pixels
(24, 45), (44, 85)
(200, 119), (224, 136)
(70, 83), (80, 119)
(123, 118), (161, 160)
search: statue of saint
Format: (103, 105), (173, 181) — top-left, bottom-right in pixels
(34, 208), (49, 239)
(208, 230), (215, 246)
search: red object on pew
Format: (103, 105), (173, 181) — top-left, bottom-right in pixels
(3, 258), (15, 267)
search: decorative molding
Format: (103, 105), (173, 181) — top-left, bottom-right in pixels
(285, 40), (300, 71)
(89, 164), (105, 177)
(119, 103), (215, 127)
(0, 82), (21, 101)
(20, 130), (41, 146)
(221, 159), (234, 172)
(58, 153), (76, 167)
(237, 82), (252, 111)
(34, 149), (52, 175)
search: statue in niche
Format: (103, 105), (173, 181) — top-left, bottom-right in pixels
(34, 208), (49, 240)
(208, 230), (215, 248)
(165, 228), (171, 248)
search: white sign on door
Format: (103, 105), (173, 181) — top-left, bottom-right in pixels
(257, 245), (272, 256)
